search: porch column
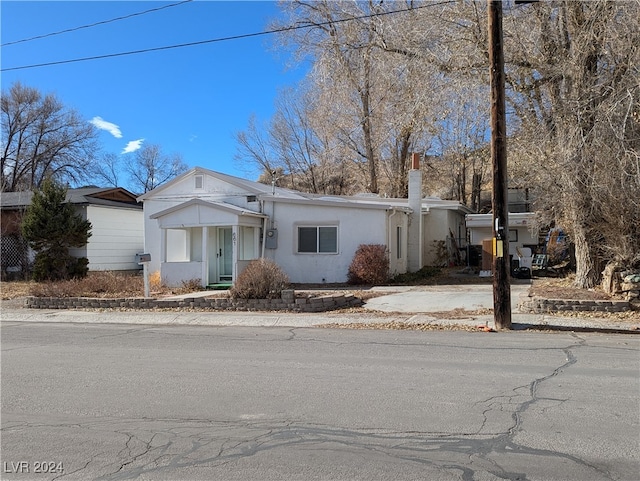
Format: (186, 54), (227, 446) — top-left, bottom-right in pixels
(160, 228), (167, 263)
(201, 226), (209, 287)
(232, 225), (238, 282)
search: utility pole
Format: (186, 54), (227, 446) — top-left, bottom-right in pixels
(488, 0), (511, 329)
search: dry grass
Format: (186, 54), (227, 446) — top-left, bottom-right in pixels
(0, 280), (34, 299)
(1, 271), (202, 299)
(529, 274), (619, 300)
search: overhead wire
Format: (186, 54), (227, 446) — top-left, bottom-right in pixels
(1, 1), (457, 72)
(1, 0), (193, 47)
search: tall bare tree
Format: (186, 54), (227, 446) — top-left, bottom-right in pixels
(126, 144), (188, 194)
(1, 82), (98, 192)
(243, 0), (637, 287)
(430, 87), (491, 210)
(504, 0), (640, 287)
(91, 152), (122, 188)
(236, 87), (352, 195)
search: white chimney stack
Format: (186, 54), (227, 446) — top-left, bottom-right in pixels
(407, 153), (423, 271)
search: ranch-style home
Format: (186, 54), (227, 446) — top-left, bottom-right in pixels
(139, 159), (473, 287)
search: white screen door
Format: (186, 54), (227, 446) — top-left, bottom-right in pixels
(218, 227), (233, 281)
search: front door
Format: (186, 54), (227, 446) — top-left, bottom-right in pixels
(217, 227), (233, 282)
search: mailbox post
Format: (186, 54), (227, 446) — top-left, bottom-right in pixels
(136, 253), (151, 298)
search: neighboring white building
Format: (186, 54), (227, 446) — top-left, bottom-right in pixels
(139, 165), (473, 287)
(67, 189), (144, 271)
(0, 187), (144, 275)
(465, 212), (539, 269)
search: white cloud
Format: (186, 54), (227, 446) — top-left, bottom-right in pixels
(90, 116), (122, 138)
(122, 139), (144, 154)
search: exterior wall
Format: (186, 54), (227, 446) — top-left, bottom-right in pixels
(262, 201), (390, 284)
(143, 198), (189, 276)
(160, 261), (202, 286)
(69, 205), (144, 271)
(468, 226), (538, 256)
(422, 210), (467, 266)
(387, 209), (409, 277)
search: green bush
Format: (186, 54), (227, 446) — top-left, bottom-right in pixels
(230, 258), (290, 299)
(32, 249), (89, 282)
(347, 244), (389, 285)
(22, 179), (91, 281)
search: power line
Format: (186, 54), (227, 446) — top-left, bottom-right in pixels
(1, 0), (193, 47)
(1, 1), (457, 72)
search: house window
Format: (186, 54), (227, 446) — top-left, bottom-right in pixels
(166, 227), (202, 262)
(297, 226), (338, 254)
(239, 226), (258, 260)
(195, 175), (204, 189)
(396, 226), (402, 259)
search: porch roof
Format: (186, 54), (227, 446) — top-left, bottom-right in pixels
(150, 198), (267, 220)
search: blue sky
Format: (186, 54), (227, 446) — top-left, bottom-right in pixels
(1, 1), (307, 184)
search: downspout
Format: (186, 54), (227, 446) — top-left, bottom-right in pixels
(259, 200), (267, 258)
(261, 218), (268, 259)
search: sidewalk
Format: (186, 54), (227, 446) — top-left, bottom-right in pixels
(1, 300), (638, 334)
(1, 280), (638, 332)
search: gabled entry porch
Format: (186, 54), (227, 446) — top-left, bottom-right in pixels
(150, 199), (266, 287)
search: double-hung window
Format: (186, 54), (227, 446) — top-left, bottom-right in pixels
(297, 226), (338, 254)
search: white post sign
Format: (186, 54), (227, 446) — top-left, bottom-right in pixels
(136, 253), (151, 298)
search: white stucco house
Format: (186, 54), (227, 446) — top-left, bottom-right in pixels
(139, 162), (473, 286)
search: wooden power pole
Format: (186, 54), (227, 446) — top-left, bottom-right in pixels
(488, 0), (512, 329)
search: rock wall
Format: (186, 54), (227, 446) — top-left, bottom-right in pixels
(25, 290), (363, 313)
(520, 297), (630, 313)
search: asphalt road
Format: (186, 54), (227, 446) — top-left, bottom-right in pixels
(1, 321), (639, 481)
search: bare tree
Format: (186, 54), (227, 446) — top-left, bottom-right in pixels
(1, 82), (98, 192)
(504, 0), (640, 287)
(259, 0), (638, 288)
(90, 152), (122, 188)
(126, 144), (188, 194)
(236, 87), (352, 195)
(271, 0), (450, 196)
(429, 87), (491, 210)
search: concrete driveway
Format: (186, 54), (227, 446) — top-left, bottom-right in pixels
(363, 283), (531, 313)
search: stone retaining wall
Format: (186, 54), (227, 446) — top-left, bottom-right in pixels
(24, 289), (363, 313)
(520, 297), (630, 313)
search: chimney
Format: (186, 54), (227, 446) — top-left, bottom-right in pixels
(411, 152), (420, 170)
(407, 153), (423, 271)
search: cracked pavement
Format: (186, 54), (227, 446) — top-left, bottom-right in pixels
(1, 322), (638, 480)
